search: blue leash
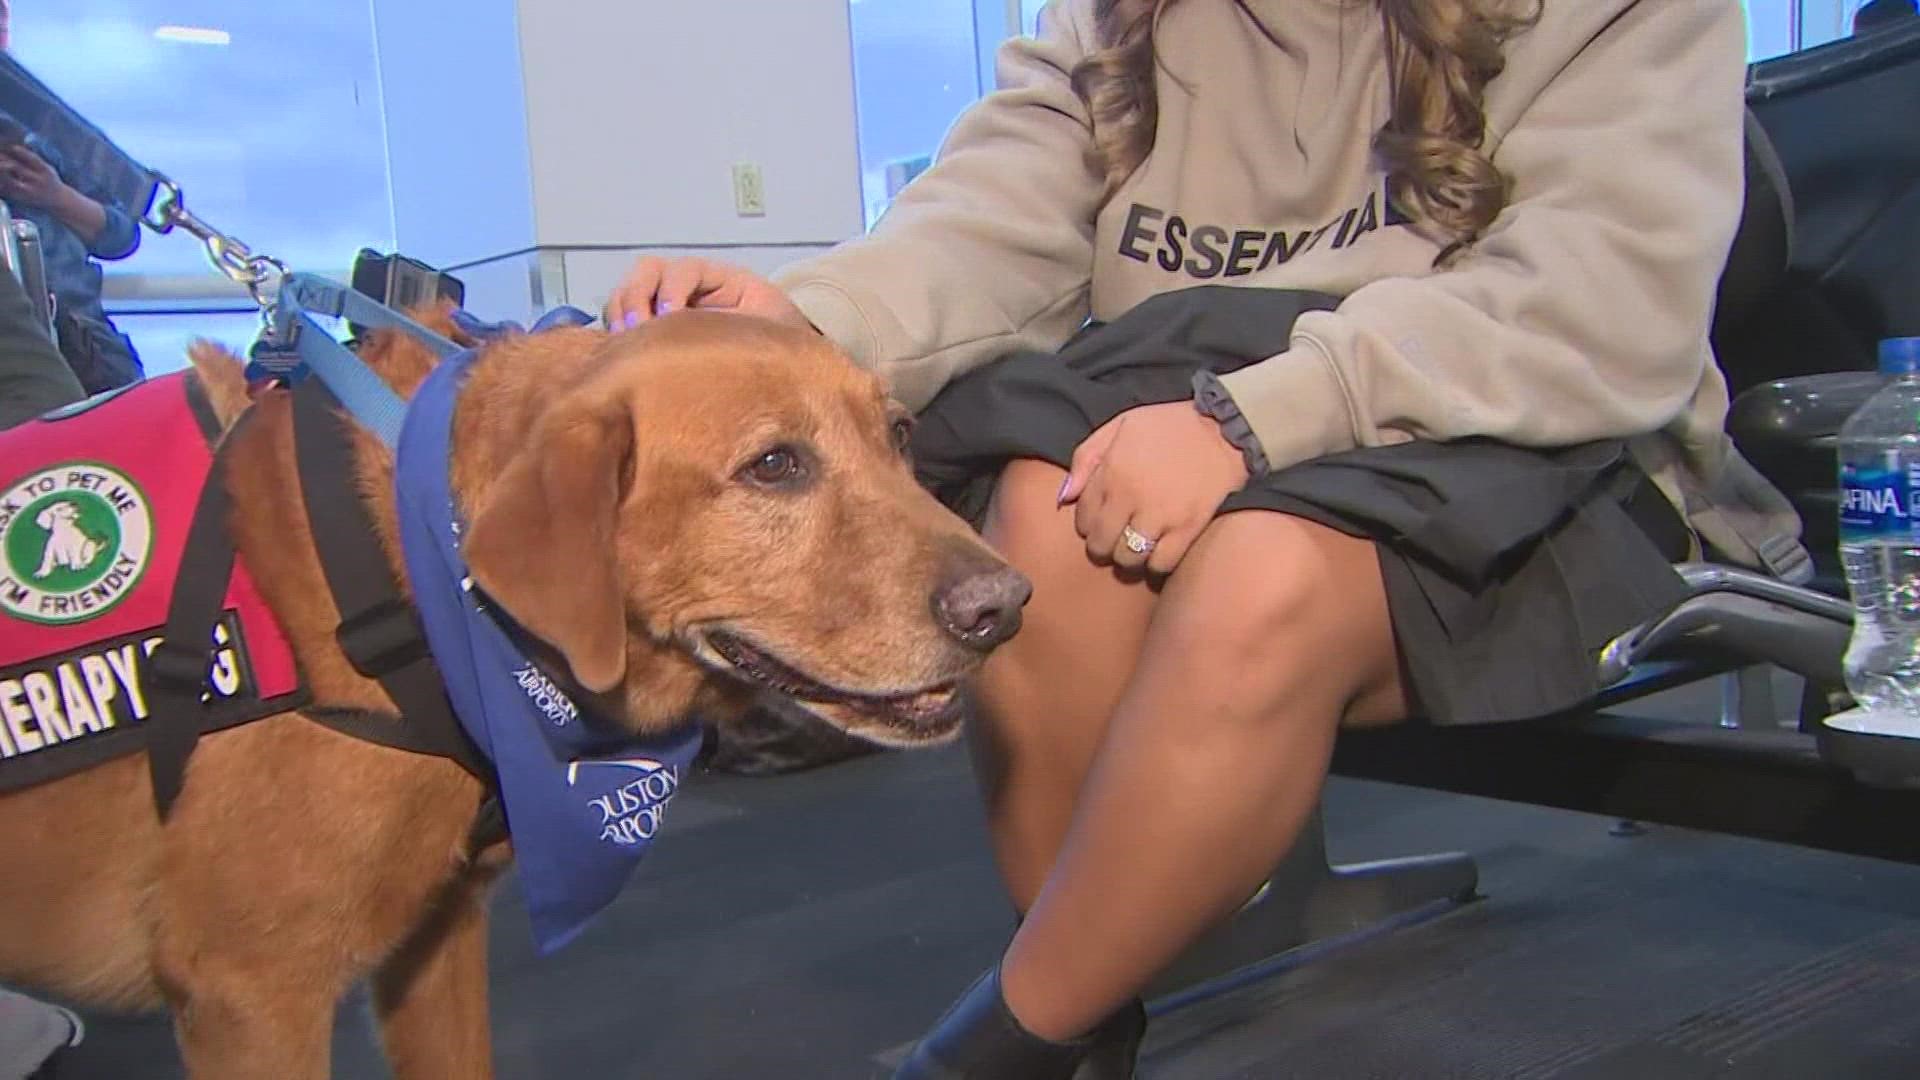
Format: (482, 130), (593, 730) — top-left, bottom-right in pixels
(247, 274), (457, 449)
(246, 273), (593, 448)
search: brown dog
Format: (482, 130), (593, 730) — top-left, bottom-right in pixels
(0, 308), (1028, 1078)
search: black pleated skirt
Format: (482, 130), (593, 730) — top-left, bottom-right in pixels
(908, 287), (1693, 725)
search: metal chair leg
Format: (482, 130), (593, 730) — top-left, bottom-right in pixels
(1146, 804), (1479, 1010)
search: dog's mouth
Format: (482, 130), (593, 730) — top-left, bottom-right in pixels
(696, 630), (964, 741)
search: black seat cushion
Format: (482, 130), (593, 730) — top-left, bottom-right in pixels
(1714, 26), (1920, 589)
(1714, 25), (1920, 399)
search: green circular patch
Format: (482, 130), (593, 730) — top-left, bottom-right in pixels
(1, 461), (154, 625)
(6, 490), (121, 591)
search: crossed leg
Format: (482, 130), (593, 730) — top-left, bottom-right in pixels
(969, 459), (1407, 1040)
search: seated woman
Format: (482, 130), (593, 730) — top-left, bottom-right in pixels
(608, 1), (1803, 1075)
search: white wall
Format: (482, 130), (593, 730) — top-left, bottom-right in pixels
(375, 0), (866, 319)
(513, 0), (866, 250)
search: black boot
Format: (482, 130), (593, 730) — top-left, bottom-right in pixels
(893, 966), (1093, 1079)
(1071, 997), (1147, 1079)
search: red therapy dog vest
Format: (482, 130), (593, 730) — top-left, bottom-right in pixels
(0, 374), (302, 792)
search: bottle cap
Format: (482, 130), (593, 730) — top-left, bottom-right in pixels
(1881, 337), (1920, 375)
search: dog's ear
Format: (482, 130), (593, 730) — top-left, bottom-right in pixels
(462, 394), (635, 693)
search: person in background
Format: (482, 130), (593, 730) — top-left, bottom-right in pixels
(0, 128), (144, 396)
(1854, 0), (1919, 35)
(0, 2), (143, 396)
(0, 16), (90, 1066)
(0, 55), (88, 1060)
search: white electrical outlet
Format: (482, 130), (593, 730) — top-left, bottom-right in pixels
(732, 163), (766, 217)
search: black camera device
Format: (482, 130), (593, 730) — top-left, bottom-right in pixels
(347, 249), (465, 337)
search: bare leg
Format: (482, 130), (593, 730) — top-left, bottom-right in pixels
(969, 459), (1160, 910)
(997, 510), (1406, 1040)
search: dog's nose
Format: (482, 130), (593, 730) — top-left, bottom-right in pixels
(933, 564), (1032, 651)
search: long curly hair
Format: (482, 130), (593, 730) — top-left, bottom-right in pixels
(1069, 0), (1541, 251)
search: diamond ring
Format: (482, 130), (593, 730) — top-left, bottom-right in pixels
(1121, 525), (1157, 555)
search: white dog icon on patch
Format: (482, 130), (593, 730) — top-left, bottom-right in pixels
(33, 500), (103, 579)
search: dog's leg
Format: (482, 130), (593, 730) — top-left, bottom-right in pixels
(167, 973), (337, 1080)
(371, 880), (495, 1080)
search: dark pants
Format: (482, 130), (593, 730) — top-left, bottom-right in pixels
(0, 269), (82, 430)
(54, 309), (142, 398)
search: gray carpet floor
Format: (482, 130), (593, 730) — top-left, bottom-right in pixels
(39, 678), (1920, 1078)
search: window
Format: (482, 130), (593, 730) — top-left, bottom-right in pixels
(10, 1), (393, 374)
(1748, 0), (1802, 60)
(849, 2), (1862, 230)
(108, 310), (267, 376)
(1021, 0), (1046, 37)
(1749, 0), (1887, 60)
(1011, 2), (1853, 65)
(848, 0), (990, 229)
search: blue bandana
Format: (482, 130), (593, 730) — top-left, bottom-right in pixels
(392, 327), (704, 956)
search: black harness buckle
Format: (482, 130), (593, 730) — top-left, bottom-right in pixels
(336, 596), (430, 678)
(145, 636), (211, 697)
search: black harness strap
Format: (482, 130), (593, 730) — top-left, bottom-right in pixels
(142, 449), (245, 819)
(289, 380), (505, 849)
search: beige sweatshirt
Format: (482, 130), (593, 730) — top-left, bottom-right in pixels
(772, 0), (1807, 574)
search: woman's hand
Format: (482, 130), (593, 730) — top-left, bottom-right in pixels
(0, 144), (111, 246)
(1058, 401), (1251, 576)
(604, 256), (810, 331)
(0, 144), (66, 210)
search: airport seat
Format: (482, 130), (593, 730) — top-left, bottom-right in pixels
(0, 198), (55, 341)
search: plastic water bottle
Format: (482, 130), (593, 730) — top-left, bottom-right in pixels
(1838, 337), (1920, 726)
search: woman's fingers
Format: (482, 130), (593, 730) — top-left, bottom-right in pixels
(1076, 466), (1131, 564)
(1143, 523), (1199, 577)
(653, 258), (714, 315)
(1108, 510), (1167, 573)
(1060, 417), (1123, 506)
(604, 256), (802, 332)
(604, 256), (667, 328)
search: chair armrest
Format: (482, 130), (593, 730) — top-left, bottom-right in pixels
(1728, 372), (1884, 456)
(1598, 563), (1852, 687)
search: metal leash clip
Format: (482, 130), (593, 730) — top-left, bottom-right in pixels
(142, 176), (289, 313)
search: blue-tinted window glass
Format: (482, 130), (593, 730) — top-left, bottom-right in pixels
(111, 309), (263, 377)
(1747, 0), (1800, 59)
(855, 0), (1822, 229)
(1802, 0), (1902, 50)
(849, 0), (984, 229)
(1019, 1), (1808, 58)
(1022, 0), (1046, 37)
(9, 2), (393, 282)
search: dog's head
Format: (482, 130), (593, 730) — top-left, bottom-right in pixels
(457, 311), (1028, 747)
(35, 503), (76, 530)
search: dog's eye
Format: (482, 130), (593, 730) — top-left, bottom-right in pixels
(741, 446), (806, 486)
(890, 417), (914, 455)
